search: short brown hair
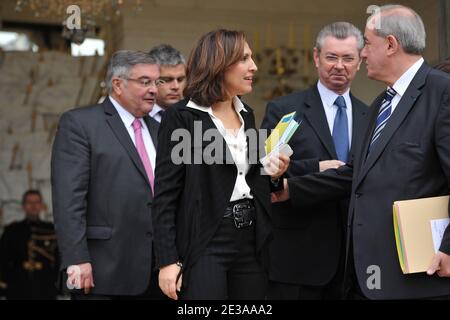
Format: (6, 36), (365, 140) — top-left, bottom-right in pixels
(435, 58), (450, 74)
(184, 29), (247, 106)
(22, 189), (42, 205)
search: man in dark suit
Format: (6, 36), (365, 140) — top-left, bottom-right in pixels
(0, 190), (59, 300)
(274, 4), (450, 299)
(261, 22), (368, 299)
(51, 50), (164, 299)
(148, 44), (186, 123)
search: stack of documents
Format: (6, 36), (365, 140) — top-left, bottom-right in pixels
(264, 111), (301, 155)
(393, 195), (450, 274)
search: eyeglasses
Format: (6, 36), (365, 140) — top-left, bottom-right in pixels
(324, 54), (358, 65)
(120, 77), (165, 88)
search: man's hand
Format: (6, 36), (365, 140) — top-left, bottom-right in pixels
(319, 160), (345, 172)
(427, 251), (450, 277)
(264, 154), (290, 180)
(67, 262), (94, 294)
(159, 263), (183, 300)
(271, 179), (290, 203)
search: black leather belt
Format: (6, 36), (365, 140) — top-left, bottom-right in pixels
(224, 199), (256, 229)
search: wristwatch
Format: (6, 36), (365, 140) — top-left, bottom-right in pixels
(270, 177), (284, 192)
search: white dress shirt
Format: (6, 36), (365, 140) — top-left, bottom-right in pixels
(109, 96), (156, 174)
(390, 57), (424, 114)
(186, 96), (253, 201)
(317, 80), (353, 147)
(149, 103), (164, 123)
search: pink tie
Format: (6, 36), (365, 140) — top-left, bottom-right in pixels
(132, 118), (154, 193)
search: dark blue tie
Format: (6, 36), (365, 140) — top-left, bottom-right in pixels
(332, 96), (349, 163)
(368, 87), (397, 152)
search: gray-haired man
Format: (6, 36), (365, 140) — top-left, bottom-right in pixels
(148, 44), (186, 122)
(262, 22), (368, 299)
(52, 50), (165, 299)
(275, 5), (450, 299)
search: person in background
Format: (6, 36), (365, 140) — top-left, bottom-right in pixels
(273, 4), (450, 300)
(0, 190), (59, 300)
(261, 21), (367, 300)
(148, 44), (186, 122)
(434, 58), (450, 74)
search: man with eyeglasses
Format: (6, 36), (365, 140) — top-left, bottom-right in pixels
(261, 22), (368, 300)
(52, 50), (165, 299)
(275, 5), (450, 300)
(148, 44), (186, 123)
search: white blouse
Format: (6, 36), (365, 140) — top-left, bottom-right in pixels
(186, 96), (253, 201)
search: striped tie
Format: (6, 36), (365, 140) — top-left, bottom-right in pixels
(369, 87), (397, 150)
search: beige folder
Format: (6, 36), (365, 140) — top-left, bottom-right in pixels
(393, 195), (449, 274)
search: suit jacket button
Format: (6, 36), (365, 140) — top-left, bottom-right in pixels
(355, 193), (362, 198)
(146, 232), (152, 237)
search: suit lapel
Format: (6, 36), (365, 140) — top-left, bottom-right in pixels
(355, 63), (430, 189)
(303, 87), (337, 159)
(183, 106), (234, 165)
(103, 98), (151, 188)
(143, 115), (159, 149)
(184, 102), (257, 169)
(357, 93), (384, 165)
(241, 108), (253, 132)
(240, 107), (260, 172)
(349, 94), (367, 154)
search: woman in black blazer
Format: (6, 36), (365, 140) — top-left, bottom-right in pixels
(152, 29), (289, 300)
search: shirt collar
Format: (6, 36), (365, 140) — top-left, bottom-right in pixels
(391, 57), (424, 98)
(186, 96), (248, 117)
(149, 103), (164, 117)
(317, 80), (351, 108)
(109, 95), (141, 128)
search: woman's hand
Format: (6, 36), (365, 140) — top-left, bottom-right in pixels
(263, 154), (290, 180)
(159, 263), (183, 300)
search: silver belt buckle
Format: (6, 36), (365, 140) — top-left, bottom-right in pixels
(232, 202), (253, 229)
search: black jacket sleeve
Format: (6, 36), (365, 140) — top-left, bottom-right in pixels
(152, 106), (188, 268)
(288, 164), (353, 208)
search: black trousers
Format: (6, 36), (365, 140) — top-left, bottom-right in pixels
(267, 251), (346, 300)
(180, 217), (267, 300)
(343, 235), (367, 300)
(267, 281), (325, 300)
(267, 219), (347, 300)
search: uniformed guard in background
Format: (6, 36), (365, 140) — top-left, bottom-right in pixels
(0, 190), (59, 300)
